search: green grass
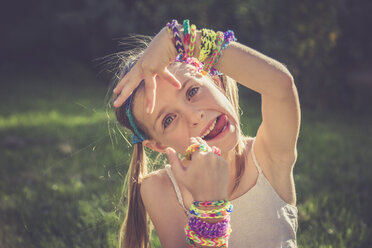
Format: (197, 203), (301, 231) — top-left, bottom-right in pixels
(0, 65), (371, 247)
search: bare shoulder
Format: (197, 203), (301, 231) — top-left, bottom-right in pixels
(140, 167), (189, 248)
(140, 167), (172, 208)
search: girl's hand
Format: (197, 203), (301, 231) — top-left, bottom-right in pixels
(112, 26), (182, 113)
(165, 137), (229, 201)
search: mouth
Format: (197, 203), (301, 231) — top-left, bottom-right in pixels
(200, 114), (229, 141)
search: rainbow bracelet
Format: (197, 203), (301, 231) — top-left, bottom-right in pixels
(170, 19), (185, 54)
(193, 199), (228, 207)
(183, 19), (191, 45)
(198, 28), (217, 62)
(213, 30), (238, 67)
(189, 216), (230, 238)
(185, 223), (231, 247)
(188, 24), (197, 57)
(190, 202), (233, 218)
(221, 30), (237, 50)
(202, 31), (224, 75)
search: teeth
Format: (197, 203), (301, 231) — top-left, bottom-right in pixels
(201, 119), (217, 138)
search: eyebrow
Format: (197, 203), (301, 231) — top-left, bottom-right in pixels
(153, 79), (191, 131)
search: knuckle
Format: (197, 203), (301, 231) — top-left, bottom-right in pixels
(141, 60), (155, 72)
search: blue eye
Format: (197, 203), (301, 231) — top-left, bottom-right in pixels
(163, 115), (175, 129)
(162, 87), (199, 129)
(188, 87), (199, 99)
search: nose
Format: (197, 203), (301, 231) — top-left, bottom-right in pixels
(185, 106), (204, 127)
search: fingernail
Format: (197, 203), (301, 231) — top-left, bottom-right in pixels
(146, 105), (151, 114)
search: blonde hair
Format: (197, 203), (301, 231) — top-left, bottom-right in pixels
(109, 37), (247, 248)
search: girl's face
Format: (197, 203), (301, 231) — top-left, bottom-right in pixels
(132, 62), (241, 155)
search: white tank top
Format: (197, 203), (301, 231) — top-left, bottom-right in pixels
(164, 137), (298, 248)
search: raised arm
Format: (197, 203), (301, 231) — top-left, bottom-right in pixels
(216, 40), (301, 168)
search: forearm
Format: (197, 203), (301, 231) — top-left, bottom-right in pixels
(189, 28), (294, 99)
(215, 41), (294, 98)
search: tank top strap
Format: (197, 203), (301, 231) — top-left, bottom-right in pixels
(251, 137), (263, 174)
(164, 164), (190, 216)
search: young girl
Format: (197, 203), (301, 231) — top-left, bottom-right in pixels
(112, 20), (300, 248)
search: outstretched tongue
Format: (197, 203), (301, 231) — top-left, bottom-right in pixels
(204, 115), (228, 140)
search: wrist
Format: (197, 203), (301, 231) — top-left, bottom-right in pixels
(171, 22), (202, 60)
(186, 199), (232, 247)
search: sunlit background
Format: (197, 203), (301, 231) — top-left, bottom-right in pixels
(0, 0), (371, 247)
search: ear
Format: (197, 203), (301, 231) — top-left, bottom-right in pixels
(142, 139), (168, 154)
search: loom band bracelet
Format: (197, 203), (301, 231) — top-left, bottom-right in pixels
(170, 19), (185, 54)
(221, 30), (237, 50)
(188, 24), (197, 57)
(189, 209), (233, 219)
(211, 30), (237, 67)
(202, 32), (224, 73)
(182, 19), (191, 60)
(190, 203), (233, 215)
(183, 19), (191, 45)
(190, 224), (231, 240)
(193, 199), (228, 207)
(185, 224), (232, 246)
(189, 217), (231, 238)
(186, 237), (228, 248)
(190, 204), (234, 217)
(192, 200), (229, 211)
(202, 31), (224, 75)
(185, 232), (230, 247)
(198, 29), (216, 62)
(199, 38), (215, 62)
(166, 22), (172, 35)
(185, 226), (231, 246)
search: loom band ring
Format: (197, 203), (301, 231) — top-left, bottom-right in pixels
(185, 143), (211, 160)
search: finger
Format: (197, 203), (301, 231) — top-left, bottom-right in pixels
(113, 84), (122, 94)
(144, 73), (157, 114)
(165, 147), (187, 183)
(113, 58), (142, 94)
(113, 74), (143, 108)
(113, 70), (132, 94)
(113, 90), (132, 108)
(196, 137), (206, 145)
(189, 137), (199, 144)
(159, 68), (182, 89)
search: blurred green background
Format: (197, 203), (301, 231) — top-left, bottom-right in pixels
(1, 0), (371, 247)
